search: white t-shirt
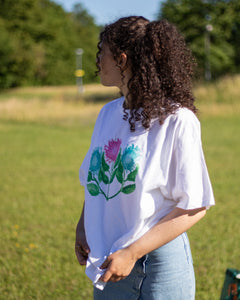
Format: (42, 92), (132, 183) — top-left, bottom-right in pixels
(79, 96), (215, 289)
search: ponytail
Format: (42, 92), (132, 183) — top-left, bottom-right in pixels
(97, 17), (197, 131)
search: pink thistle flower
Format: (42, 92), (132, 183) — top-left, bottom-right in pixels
(104, 139), (121, 163)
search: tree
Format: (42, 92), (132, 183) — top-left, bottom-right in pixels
(158, 0), (239, 79)
(0, 18), (18, 88)
(229, 0), (240, 73)
(0, 0), (100, 88)
(72, 3), (100, 83)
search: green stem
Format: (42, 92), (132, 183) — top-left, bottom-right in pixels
(108, 189), (122, 200)
(106, 165), (114, 198)
(107, 176), (127, 200)
(92, 177), (107, 199)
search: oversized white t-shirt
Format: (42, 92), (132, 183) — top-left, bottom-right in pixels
(79, 96), (215, 290)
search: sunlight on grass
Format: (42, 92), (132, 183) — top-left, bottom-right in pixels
(0, 98), (103, 125)
(195, 75), (240, 118)
(195, 75), (240, 104)
(0, 76), (239, 299)
(0, 84), (119, 126)
(0, 77), (239, 126)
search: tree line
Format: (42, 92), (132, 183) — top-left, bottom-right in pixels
(0, 0), (100, 89)
(159, 0), (240, 80)
(0, 0), (239, 89)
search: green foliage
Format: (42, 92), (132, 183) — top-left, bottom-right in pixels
(0, 18), (17, 88)
(72, 4), (100, 83)
(158, 0), (240, 79)
(0, 0), (100, 88)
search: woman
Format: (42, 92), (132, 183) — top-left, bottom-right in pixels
(75, 16), (215, 299)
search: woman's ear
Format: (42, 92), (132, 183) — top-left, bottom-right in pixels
(118, 53), (128, 70)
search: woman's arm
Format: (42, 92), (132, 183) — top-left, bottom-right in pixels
(100, 206), (206, 282)
(75, 202), (90, 265)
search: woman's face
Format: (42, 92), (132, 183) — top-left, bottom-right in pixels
(98, 43), (122, 87)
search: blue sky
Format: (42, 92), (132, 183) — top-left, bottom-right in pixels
(53, 0), (163, 25)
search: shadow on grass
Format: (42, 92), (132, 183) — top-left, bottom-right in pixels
(70, 91), (120, 103)
(83, 92), (120, 103)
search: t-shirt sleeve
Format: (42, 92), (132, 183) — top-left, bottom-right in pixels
(166, 111), (215, 210)
(79, 153), (89, 186)
(79, 105), (105, 186)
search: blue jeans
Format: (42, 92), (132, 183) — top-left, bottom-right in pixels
(94, 233), (195, 300)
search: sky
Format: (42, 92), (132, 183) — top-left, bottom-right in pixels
(53, 0), (163, 25)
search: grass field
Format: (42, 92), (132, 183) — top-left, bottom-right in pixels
(0, 77), (239, 299)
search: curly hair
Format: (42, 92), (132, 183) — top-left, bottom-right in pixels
(96, 16), (197, 131)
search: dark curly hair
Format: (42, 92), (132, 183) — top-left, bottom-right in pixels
(96, 16), (197, 131)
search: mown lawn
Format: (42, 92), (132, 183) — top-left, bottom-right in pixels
(189, 115), (240, 299)
(0, 121), (94, 299)
(0, 80), (239, 299)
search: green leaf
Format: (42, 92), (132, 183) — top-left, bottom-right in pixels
(116, 161), (123, 184)
(122, 184), (136, 194)
(98, 169), (103, 182)
(87, 183), (100, 196)
(110, 168), (117, 183)
(87, 171), (93, 182)
(102, 172), (109, 184)
(126, 165), (139, 182)
(98, 169), (109, 184)
(102, 153), (109, 172)
(114, 150), (121, 169)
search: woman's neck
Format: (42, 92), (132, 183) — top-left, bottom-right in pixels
(119, 70), (131, 108)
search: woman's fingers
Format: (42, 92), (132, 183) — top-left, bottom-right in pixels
(76, 252), (87, 265)
(100, 270), (126, 282)
(100, 257), (126, 282)
(99, 249), (136, 282)
(75, 244), (89, 256)
(75, 243), (89, 265)
(100, 269), (113, 282)
(100, 257), (110, 269)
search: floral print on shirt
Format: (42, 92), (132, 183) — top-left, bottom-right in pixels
(87, 139), (141, 201)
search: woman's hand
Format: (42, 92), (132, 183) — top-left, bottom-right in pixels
(100, 207), (206, 282)
(100, 248), (137, 282)
(75, 231), (90, 265)
(75, 212), (90, 266)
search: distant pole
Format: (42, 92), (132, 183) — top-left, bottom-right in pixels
(75, 48), (84, 93)
(205, 24), (213, 81)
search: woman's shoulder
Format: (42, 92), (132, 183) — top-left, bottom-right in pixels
(175, 107), (199, 121)
(168, 107), (200, 128)
(170, 107), (201, 141)
(94, 96), (124, 124)
(100, 96), (124, 113)
(156, 107), (201, 139)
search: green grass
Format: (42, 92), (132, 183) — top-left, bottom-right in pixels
(189, 115), (240, 299)
(0, 121), (94, 299)
(0, 80), (240, 299)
